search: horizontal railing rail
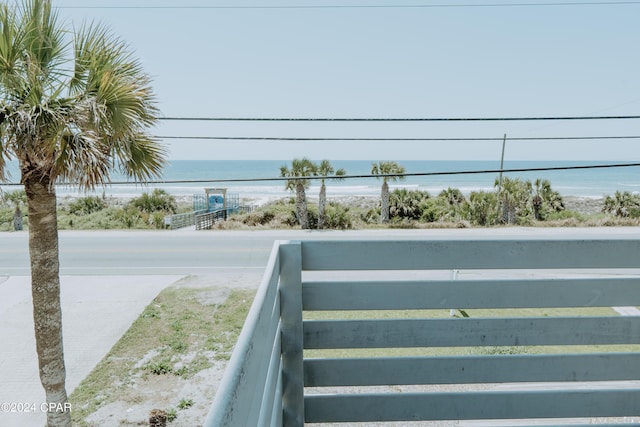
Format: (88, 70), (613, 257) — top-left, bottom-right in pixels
(196, 208), (228, 230)
(169, 205), (252, 230)
(166, 209), (206, 229)
(206, 237), (640, 426)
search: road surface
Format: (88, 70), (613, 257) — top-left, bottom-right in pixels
(3, 227), (640, 276)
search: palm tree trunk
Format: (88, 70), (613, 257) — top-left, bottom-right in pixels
(23, 172), (71, 427)
(318, 183), (326, 229)
(295, 182), (309, 229)
(381, 180), (390, 223)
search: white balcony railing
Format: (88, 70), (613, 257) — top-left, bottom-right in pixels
(205, 238), (640, 426)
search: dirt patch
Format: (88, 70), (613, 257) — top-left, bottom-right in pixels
(84, 361), (226, 427)
(70, 275), (260, 427)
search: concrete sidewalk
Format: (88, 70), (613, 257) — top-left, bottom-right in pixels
(0, 275), (182, 427)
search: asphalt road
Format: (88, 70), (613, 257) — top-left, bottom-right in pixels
(1, 229), (288, 276)
(3, 226), (640, 276)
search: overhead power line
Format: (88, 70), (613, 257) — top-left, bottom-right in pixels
(124, 162), (640, 185)
(159, 115), (640, 122)
(157, 135), (640, 142)
(2, 162), (639, 187)
(56, 2), (640, 9)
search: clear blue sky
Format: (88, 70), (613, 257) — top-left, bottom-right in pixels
(54, 1), (640, 161)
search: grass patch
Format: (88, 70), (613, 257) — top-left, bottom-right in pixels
(69, 286), (255, 425)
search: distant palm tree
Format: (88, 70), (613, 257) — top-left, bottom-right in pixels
(532, 178), (564, 220)
(495, 177), (531, 224)
(0, 2), (165, 425)
(280, 158), (316, 229)
(438, 187), (466, 208)
(316, 160), (346, 229)
(371, 161), (406, 223)
(603, 191), (640, 218)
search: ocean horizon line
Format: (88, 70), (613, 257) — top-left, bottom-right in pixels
(2, 159), (640, 200)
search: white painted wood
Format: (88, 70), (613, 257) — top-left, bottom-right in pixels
(303, 316), (640, 349)
(304, 353), (640, 386)
(303, 277), (640, 310)
(204, 242), (282, 426)
(279, 241), (304, 427)
(247, 276), (283, 425)
(257, 328), (282, 426)
(301, 239), (640, 270)
(206, 238), (640, 426)
(304, 389), (640, 422)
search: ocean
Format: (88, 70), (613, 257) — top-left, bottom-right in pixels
(2, 160), (640, 204)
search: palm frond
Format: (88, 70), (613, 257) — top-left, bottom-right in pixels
(72, 22), (160, 150)
(0, 137), (7, 182)
(0, 4), (29, 100)
(113, 134), (166, 182)
(317, 159), (334, 176)
(371, 161), (405, 182)
(52, 128), (111, 189)
(0, 1), (165, 189)
(20, 0), (68, 72)
(280, 158), (316, 191)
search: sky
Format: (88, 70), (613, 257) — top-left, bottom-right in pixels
(51, 1), (640, 161)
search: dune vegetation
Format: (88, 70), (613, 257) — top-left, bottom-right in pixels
(217, 178), (640, 230)
(3, 178), (640, 231)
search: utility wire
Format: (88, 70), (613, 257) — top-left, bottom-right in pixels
(117, 162), (640, 185)
(159, 115), (640, 122)
(156, 135), (640, 142)
(56, 2), (640, 9)
(2, 161), (635, 187)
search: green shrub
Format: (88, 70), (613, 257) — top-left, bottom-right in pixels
(546, 209), (584, 221)
(463, 191), (501, 226)
(531, 178), (565, 220)
(68, 196), (108, 215)
(389, 189), (430, 220)
(146, 360), (172, 375)
(166, 408), (178, 422)
(323, 202), (353, 229)
(602, 191), (640, 218)
(419, 197), (450, 222)
(242, 210), (275, 226)
(114, 206), (144, 228)
(495, 177), (533, 224)
(0, 207), (18, 231)
(2, 190), (26, 209)
(177, 399), (194, 410)
(151, 211), (166, 229)
(130, 189), (177, 214)
(494, 177), (565, 224)
(360, 208), (379, 224)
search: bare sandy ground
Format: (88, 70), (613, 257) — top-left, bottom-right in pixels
(82, 273), (262, 427)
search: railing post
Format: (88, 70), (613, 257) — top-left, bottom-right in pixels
(279, 241), (304, 427)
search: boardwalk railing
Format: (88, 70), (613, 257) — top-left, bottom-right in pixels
(168, 205), (254, 230)
(205, 238), (640, 426)
(196, 209), (228, 230)
(166, 210), (206, 230)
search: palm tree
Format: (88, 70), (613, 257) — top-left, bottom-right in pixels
(603, 191), (640, 218)
(532, 178), (564, 220)
(495, 177), (531, 224)
(371, 161), (406, 223)
(0, 2), (165, 426)
(280, 158), (316, 229)
(316, 160), (346, 229)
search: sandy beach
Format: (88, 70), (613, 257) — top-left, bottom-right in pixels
(561, 196), (605, 215)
